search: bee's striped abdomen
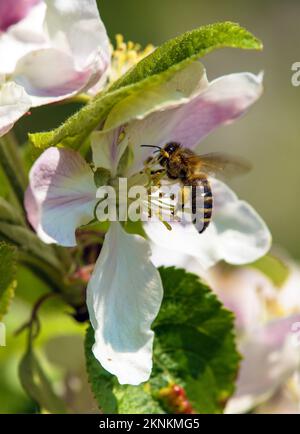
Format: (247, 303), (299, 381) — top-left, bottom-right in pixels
(189, 176), (213, 234)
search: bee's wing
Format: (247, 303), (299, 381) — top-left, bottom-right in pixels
(187, 152), (252, 179)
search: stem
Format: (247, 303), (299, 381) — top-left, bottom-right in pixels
(15, 292), (59, 337)
(0, 133), (27, 208)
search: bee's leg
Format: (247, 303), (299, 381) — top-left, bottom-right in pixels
(150, 169), (167, 186)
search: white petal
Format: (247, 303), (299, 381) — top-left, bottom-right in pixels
(125, 72), (262, 175)
(206, 266), (276, 333)
(278, 266), (300, 314)
(25, 147), (97, 246)
(145, 221), (220, 270)
(210, 179), (272, 265)
(7, 0), (110, 104)
(14, 48), (92, 106)
(86, 223), (163, 385)
(145, 180), (271, 269)
(91, 127), (128, 175)
(0, 0), (41, 32)
(0, 81), (31, 136)
(104, 61), (207, 131)
(44, 0), (110, 72)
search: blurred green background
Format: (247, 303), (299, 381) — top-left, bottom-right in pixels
(16, 0), (300, 259)
(2, 0), (300, 413)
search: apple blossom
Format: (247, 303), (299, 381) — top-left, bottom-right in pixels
(0, 0), (110, 136)
(25, 61), (271, 385)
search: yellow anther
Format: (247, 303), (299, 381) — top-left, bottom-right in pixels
(109, 34), (155, 84)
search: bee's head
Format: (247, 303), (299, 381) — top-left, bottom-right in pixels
(158, 142), (181, 166)
(141, 142), (181, 167)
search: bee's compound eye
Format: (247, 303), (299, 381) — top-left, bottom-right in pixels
(164, 142), (180, 155)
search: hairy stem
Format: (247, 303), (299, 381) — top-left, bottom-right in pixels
(0, 132), (27, 208)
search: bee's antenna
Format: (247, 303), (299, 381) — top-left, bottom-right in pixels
(141, 145), (162, 151)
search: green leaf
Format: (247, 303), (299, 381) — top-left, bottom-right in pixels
(0, 221), (61, 272)
(85, 326), (164, 414)
(19, 347), (66, 414)
(249, 254), (290, 287)
(85, 267), (239, 414)
(30, 22), (261, 152)
(0, 242), (17, 320)
(111, 21), (262, 90)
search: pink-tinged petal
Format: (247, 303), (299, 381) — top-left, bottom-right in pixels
(206, 266), (276, 333)
(25, 147), (97, 247)
(92, 62), (207, 174)
(145, 221), (220, 270)
(0, 2), (46, 74)
(0, 81), (31, 137)
(126, 72), (262, 175)
(0, 0), (40, 31)
(226, 315), (300, 413)
(254, 381), (300, 414)
(2, 0), (110, 103)
(45, 0), (110, 72)
(279, 266), (300, 314)
(14, 48), (92, 106)
(86, 223), (163, 385)
(169, 72), (263, 148)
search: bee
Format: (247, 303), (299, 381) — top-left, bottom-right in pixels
(142, 142), (251, 233)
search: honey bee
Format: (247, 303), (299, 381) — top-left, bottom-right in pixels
(142, 142), (251, 233)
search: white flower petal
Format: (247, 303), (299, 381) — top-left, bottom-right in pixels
(0, 2), (46, 74)
(226, 315), (300, 413)
(0, 81), (31, 136)
(206, 266), (276, 333)
(14, 48), (92, 106)
(25, 147), (97, 246)
(210, 179), (272, 265)
(44, 0), (110, 73)
(86, 223), (163, 385)
(278, 266), (300, 314)
(145, 221), (220, 270)
(104, 61), (207, 131)
(3, 0), (110, 104)
(92, 61), (207, 174)
(125, 72), (262, 175)
(0, 0), (41, 32)
(91, 127), (128, 175)
(26, 0), (110, 104)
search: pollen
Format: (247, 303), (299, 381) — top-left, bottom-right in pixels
(109, 34), (155, 83)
